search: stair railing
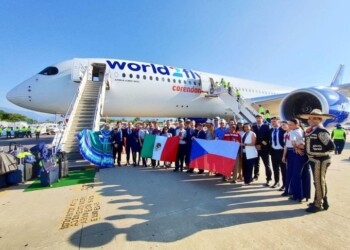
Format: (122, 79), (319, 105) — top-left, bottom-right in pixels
(54, 70), (89, 151)
(92, 71), (109, 131)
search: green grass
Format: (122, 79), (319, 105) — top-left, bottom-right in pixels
(24, 170), (96, 192)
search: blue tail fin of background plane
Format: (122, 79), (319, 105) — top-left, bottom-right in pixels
(330, 64), (345, 86)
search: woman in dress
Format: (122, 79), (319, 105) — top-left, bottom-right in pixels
(241, 123), (258, 184)
(77, 123), (114, 168)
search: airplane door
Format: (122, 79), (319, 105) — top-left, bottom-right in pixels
(71, 59), (88, 82)
(200, 74), (215, 94)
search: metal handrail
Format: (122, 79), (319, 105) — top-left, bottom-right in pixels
(92, 72), (109, 131)
(56, 70), (89, 151)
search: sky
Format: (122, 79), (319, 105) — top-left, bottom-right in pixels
(1, 0), (350, 116)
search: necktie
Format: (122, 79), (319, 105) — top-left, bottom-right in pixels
(179, 131), (182, 137)
(273, 128), (277, 146)
(128, 128), (131, 134)
(119, 129), (122, 141)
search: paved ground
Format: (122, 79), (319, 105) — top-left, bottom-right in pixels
(0, 136), (349, 249)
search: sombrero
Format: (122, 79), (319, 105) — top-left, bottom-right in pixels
(298, 109), (335, 120)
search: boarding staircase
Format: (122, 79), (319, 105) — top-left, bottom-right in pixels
(200, 74), (258, 123)
(53, 64), (110, 168)
(63, 81), (102, 161)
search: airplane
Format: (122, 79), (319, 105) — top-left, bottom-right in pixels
(6, 58), (350, 127)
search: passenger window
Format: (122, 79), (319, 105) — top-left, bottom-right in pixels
(129, 74), (133, 78)
(178, 79), (181, 83)
(156, 77), (159, 81)
(136, 74), (140, 79)
(150, 76), (153, 80)
(167, 78), (170, 82)
(173, 79), (176, 83)
(162, 77), (165, 82)
(143, 75), (146, 80)
(122, 73), (126, 78)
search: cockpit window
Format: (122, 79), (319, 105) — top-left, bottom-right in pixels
(38, 66), (59, 75)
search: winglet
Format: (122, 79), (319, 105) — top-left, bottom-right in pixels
(330, 64), (345, 86)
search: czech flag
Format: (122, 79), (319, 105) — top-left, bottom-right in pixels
(190, 138), (240, 176)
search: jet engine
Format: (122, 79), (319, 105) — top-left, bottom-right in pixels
(280, 87), (350, 126)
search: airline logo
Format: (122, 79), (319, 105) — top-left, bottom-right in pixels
(106, 60), (200, 79)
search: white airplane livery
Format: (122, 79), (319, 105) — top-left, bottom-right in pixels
(6, 58), (350, 126)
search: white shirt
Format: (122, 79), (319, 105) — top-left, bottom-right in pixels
(175, 128), (187, 144)
(284, 131), (293, 148)
(271, 127), (283, 150)
(290, 128), (304, 145)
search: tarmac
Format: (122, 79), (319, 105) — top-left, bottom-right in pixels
(0, 135), (349, 249)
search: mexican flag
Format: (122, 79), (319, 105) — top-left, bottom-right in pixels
(141, 134), (180, 161)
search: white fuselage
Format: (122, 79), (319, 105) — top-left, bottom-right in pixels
(7, 58), (295, 118)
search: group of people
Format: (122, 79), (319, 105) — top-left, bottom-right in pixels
(0, 126), (41, 139)
(82, 108), (341, 214)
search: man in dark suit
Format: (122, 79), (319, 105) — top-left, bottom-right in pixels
(123, 121), (134, 166)
(111, 122), (124, 166)
(252, 114), (272, 186)
(269, 117), (286, 189)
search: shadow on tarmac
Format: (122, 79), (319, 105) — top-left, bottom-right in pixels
(69, 166), (309, 248)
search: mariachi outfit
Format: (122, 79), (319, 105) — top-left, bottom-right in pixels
(305, 126), (335, 209)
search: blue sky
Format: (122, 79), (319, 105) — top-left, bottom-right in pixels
(1, 0), (350, 114)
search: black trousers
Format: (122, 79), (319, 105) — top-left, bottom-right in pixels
(243, 154), (255, 184)
(254, 149), (272, 181)
(270, 149), (286, 186)
(334, 139), (345, 154)
(125, 142), (132, 163)
(112, 143), (123, 165)
(175, 144), (186, 171)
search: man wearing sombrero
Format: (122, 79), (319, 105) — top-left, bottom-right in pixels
(299, 109), (335, 213)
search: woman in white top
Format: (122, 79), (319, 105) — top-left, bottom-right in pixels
(241, 123), (258, 184)
(281, 121), (293, 196)
(285, 119), (310, 202)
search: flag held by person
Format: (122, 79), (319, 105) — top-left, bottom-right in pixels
(152, 136), (180, 162)
(190, 138), (240, 176)
(141, 134), (180, 162)
(140, 134), (156, 158)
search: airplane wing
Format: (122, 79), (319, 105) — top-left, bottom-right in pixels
(330, 83), (350, 97)
(248, 93), (287, 115)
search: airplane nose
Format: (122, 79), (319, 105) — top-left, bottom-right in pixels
(6, 84), (30, 107)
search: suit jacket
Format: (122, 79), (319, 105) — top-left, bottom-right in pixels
(252, 123), (271, 150)
(269, 127), (285, 149)
(123, 127), (134, 144)
(111, 128), (123, 145)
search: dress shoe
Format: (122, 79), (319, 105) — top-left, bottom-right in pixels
(186, 169), (193, 173)
(264, 181), (270, 187)
(281, 192), (289, 197)
(306, 205), (323, 213)
(279, 186), (285, 191)
(232, 180), (237, 184)
(323, 197), (329, 210)
(197, 170), (204, 174)
(271, 183), (280, 188)
(253, 176), (259, 181)
(173, 169), (178, 172)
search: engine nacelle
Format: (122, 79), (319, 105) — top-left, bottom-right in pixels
(280, 87), (350, 127)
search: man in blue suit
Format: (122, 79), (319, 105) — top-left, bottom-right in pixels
(123, 121), (134, 166)
(252, 114), (272, 186)
(111, 122), (124, 166)
(269, 117), (286, 189)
